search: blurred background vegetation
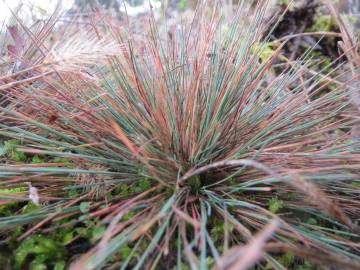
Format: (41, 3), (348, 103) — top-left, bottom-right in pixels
(1, 0), (359, 61)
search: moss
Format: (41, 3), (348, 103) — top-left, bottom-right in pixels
(306, 217), (317, 225)
(206, 257), (215, 268)
(0, 187), (26, 194)
(139, 178), (151, 192)
(279, 0), (290, 4)
(52, 157), (70, 163)
(310, 15), (337, 32)
(14, 234), (65, 269)
(114, 183), (129, 195)
(295, 261), (321, 270)
(351, 181), (360, 188)
(91, 226), (106, 241)
(0, 140), (98, 268)
(268, 196), (283, 214)
(284, 192), (298, 200)
(31, 155), (44, 164)
(10, 226), (23, 239)
(0, 254), (10, 268)
(4, 139), (21, 152)
(308, 51), (333, 72)
(119, 244), (131, 259)
(51, 157), (75, 168)
(3, 139), (27, 162)
(137, 240), (149, 255)
(29, 257), (47, 270)
(165, 187), (175, 199)
(188, 175), (201, 194)
(123, 211), (135, 221)
(0, 202), (21, 217)
(279, 252), (295, 267)
(75, 227), (93, 239)
(61, 231), (74, 245)
(209, 218), (234, 244)
(228, 177), (237, 185)
(21, 202), (41, 214)
(0, 144), (6, 157)
(79, 201), (90, 214)
(177, 0), (187, 11)
(210, 222), (224, 242)
(54, 261), (66, 270)
(251, 42), (277, 63)
(11, 151), (27, 162)
(67, 188), (81, 198)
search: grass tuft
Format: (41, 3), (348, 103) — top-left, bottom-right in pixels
(0, 1), (359, 269)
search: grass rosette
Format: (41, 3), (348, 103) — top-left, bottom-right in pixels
(0, 1), (360, 269)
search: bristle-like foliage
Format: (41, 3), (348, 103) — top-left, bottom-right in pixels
(0, 1), (360, 269)
(43, 30), (124, 72)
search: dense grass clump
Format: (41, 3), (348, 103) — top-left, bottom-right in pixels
(0, 1), (360, 269)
